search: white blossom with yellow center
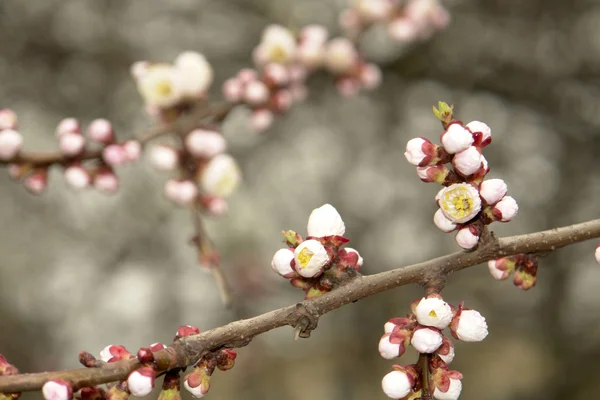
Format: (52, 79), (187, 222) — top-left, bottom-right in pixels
(414, 297), (453, 329)
(437, 183), (481, 224)
(174, 51), (214, 98)
(199, 154), (241, 198)
(136, 64), (183, 108)
(253, 25), (297, 65)
(293, 239), (329, 278)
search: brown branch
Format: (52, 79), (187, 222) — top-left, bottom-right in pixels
(1, 218), (599, 394)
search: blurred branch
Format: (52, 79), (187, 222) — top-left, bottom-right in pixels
(2, 218), (599, 393)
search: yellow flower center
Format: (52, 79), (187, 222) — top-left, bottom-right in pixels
(155, 80), (173, 97)
(429, 310), (438, 318)
(297, 247), (314, 268)
(269, 45), (288, 63)
(441, 186), (475, 220)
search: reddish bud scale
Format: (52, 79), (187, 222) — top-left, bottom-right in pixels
(105, 381), (129, 400)
(161, 369), (181, 391)
(175, 325), (201, 341)
(78, 351), (99, 368)
(337, 248), (360, 270)
(80, 386), (106, 400)
(216, 349), (237, 371)
(136, 347), (155, 364)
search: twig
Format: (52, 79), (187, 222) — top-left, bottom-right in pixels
(1, 218), (599, 393)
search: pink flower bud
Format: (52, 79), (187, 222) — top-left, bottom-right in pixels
(452, 146), (483, 176)
(127, 367), (155, 397)
(222, 78), (244, 102)
(339, 9), (362, 33)
(381, 370), (413, 399)
(24, 170), (48, 195)
(479, 178), (507, 205)
(388, 17), (419, 42)
(433, 209), (457, 232)
(272, 89), (293, 112)
(94, 170), (119, 194)
(102, 144), (128, 167)
(271, 248), (295, 278)
(492, 195), (518, 222)
(378, 333), (403, 359)
(201, 195), (228, 216)
(148, 144), (179, 171)
(433, 377), (462, 400)
(185, 129), (226, 158)
(296, 43), (325, 69)
(164, 179), (198, 206)
(410, 327), (443, 353)
(237, 68), (258, 84)
(414, 297), (453, 329)
(441, 123), (473, 154)
(175, 325), (200, 340)
(99, 345), (132, 363)
(455, 225), (480, 249)
(335, 77), (360, 97)
(300, 25), (329, 46)
(123, 140), (141, 162)
(64, 165), (90, 189)
(417, 164), (450, 184)
(488, 259), (511, 280)
(342, 247), (363, 268)
(450, 307), (488, 342)
(466, 120), (492, 147)
(250, 108), (274, 132)
(244, 80), (270, 105)
(0, 109), (17, 130)
(42, 379), (73, 400)
(58, 132), (85, 156)
(56, 118), (80, 136)
(0, 129), (23, 160)
(87, 119), (114, 144)
(404, 137), (438, 167)
(324, 37), (357, 74)
(263, 63), (289, 86)
(183, 373), (210, 398)
(359, 63), (382, 90)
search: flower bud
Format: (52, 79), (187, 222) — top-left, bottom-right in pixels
(492, 196), (518, 222)
(0, 109), (17, 130)
(404, 137), (439, 167)
(293, 239), (330, 278)
(513, 266), (537, 290)
(24, 169), (48, 195)
(414, 297), (453, 329)
(244, 80), (270, 105)
(175, 325), (200, 340)
(271, 248), (295, 278)
(410, 327), (443, 353)
(378, 333), (403, 360)
(359, 63), (382, 90)
(58, 132), (85, 157)
(164, 179), (198, 206)
(455, 225), (480, 249)
(148, 144), (179, 171)
(433, 209), (457, 233)
(452, 146), (483, 176)
(123, 140), (141, 162)
(341, 247), (363, 269)
(0, 129), (23, 160)
(185, 129), (226, 159)
(437, 183), (482, 224)
(94, 170), (119, 194)
(466, 120), (492, 147)
(436, 337), (455, 364)
(441, 123), (473, 154)
(263, 63), (290, 86)
(64, 165), (90, 189)
(306, 203), (345, 238)
(387, 17), (419, 42)
(250, 108), (274, 132)
(479, 179), (507, 205)
(381, 370), (413, 399)
(450, 308), (488, 342)
(417, 164), (450, 184)
(488, 258), (513, 280)
(56, 118), (80, 136)
(433, 377), (462, 400)
(324, 38), (357, 74)
(223, 78), (244, 102)
(199, 154), (241, 197)
(80, 386), (105, 400)
(42, 379), (73, 400)
(127, 366), (156, 397)
(355, 0), (393, 22)
(174, 51), (213, 98)
(99, 344), (132, 363)
(87, 119), (114, 144)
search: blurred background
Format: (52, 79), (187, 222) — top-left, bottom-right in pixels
(0, 0), (599, 399)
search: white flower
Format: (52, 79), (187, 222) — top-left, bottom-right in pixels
(455, 226), (479, 249)
(437, 183), (482, 224)
(493, 196), (518, 222)
(466, 120), (492, 145)
(324, 38), (357, 74)
(271, 248), (295, 277)
(293, 239), (330, 278)
(414, 297), (453, 329)
(344, 247), (364, 267)
(411, 327), (443, 353)
(148, 144), (179, 171)
(441, 124), (473, 154)
(199, 154), (241, 197)
(64, 165), (90, 189)
(596, 244), (600, 264)
(0, 109), (17, 130)
(137, 64), (183, 108)
(174, 51), (213, 98)
(244, 80), (270, 105)
(58, 132), (85, 156)
(185, 129), (226, 158)
(453, 309), (488, 342)
(488, 259), (510, 280)
(307, 204), (346, 237)
(378, 334), (401, 359)
(381, 370), (412, 399)
(127, 367), (155, 397)
(42, 380), (71, 400)
(452, 146), (483, 176)
(479, 179), (507, 205)
(253, 25), (297, 65)
(404, 137), (429, 166)
(433, 378), (462, 400)
(0, 129), (23, 160)
(433, 209), (457, 232)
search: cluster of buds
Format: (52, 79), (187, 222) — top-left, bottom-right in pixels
(132, 51), (213, 120)
(404, 102), (518, 249)
(0, 354), (20, 399)
(488, 254), (539, 290)
(340, 0), (450, 43)
(379, 295), (488, 399)
(271, 204), (363, 299)
(147, 128), (240, 214)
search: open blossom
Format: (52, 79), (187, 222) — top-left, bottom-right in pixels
(492, 196), (518, 222)
(451, 309), (488, 342)
(294, 239), (330, 278)
(433, 209), (457, 232)
(411, 327), (443, 353)
(306, 204), (346, 237)
(324, 37), (357, 74)
(452, 146), (483, 176)
(433, 377), (462, 400)
(127, 367), (155, 397)
(437, 183), (482, 224)
(455, 225), (480, 249)
(174, 51), (213, 98)
(414, 297), (453, 329)
(466, 120), (492, 147)
(253, 25), (297, 65)
(381, 370), (413, 399)
(441, 123), (473, 154)
(136, 64), (183, 108)
(0, 129), (23, 160)
(479, 178), (507, 205)
(42, 380), (73, 400)
(199, 154), (241, 197)
(271, 248), (295, 278)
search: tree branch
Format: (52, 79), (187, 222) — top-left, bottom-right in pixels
(1, 218), (599, 393)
